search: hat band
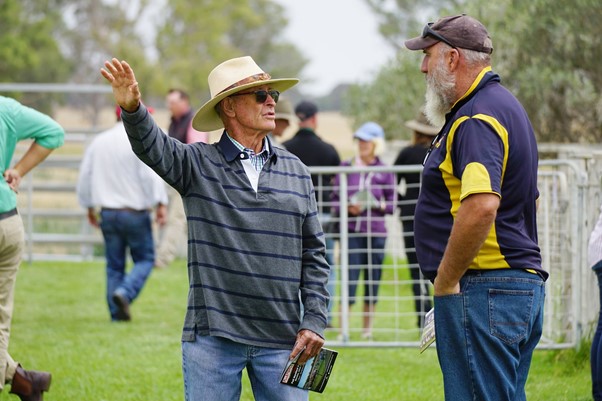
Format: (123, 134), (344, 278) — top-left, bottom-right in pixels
(219, 72), (272, 95)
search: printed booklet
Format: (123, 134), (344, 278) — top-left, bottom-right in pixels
(419, 307), (436, 353)
(280, 347), (338, 393)
(349, 189), (380, 212)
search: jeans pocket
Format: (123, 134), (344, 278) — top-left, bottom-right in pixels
(489, 289), (534, 344)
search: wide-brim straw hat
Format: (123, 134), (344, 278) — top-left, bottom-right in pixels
(192, 56), (299, 131)
(274, 98), (296, 123)
(404, 110), (441, 136)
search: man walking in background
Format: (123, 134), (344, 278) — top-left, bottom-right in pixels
(77, 105), (168, 322)
(405, 14), (547, 400)
(0, 96), (64, 401)
(283, 100), (340, 327)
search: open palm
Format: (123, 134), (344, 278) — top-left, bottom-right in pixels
(100, 58), (141, 112)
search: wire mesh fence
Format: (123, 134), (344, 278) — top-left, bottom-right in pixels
(14, 143), (602, 349)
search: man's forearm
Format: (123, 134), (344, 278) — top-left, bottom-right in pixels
(435, 193), (500, 295)
(13, 142), (53, 177)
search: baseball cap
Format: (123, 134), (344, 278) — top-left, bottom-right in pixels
(295, 101), (318, 122)
(404, 14), (493, 54)
(353, 122), (384, 141)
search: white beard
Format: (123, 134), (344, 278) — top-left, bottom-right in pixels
(424, 56), (456, 128)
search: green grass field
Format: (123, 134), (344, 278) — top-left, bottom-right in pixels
(1, 260), (591, 401)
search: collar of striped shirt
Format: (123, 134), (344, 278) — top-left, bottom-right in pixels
(226, 132), (270, 172)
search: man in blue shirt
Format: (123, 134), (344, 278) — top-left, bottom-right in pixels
(405, 14), (547, 400)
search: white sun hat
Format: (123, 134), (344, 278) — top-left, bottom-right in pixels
(192, 56), (299, 131)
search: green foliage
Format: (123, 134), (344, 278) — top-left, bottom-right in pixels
(0, 0), (71, 112)
(455, 0), (602, 143)
(59, 1), (160, 113)
(343, 53), (425, 139)
(0, 0), (308, 116)
(356, 0), (602, 143)
(155, 0), (308, 106)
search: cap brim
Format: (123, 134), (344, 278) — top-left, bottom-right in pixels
(354, 133), (374, 141)
(275, 112), (296, 122)
(192, 78), (299, 132)
(405, 120), (440, 135)
(404, 36), (439, 51)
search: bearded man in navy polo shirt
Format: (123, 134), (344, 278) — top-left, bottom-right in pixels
(405, 14), (547, 401)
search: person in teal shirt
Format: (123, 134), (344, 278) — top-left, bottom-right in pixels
(0, 96), (64, 401)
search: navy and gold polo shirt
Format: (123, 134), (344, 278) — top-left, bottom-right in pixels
(414, 67), (545, 281)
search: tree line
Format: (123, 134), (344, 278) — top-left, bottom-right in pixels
(1, 0), (600, 142)
(0, 0), (307, 118)
(344, 0), (602, 143)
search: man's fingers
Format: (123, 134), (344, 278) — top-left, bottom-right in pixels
(292, 330), (325, 364)
(109, 58), (123, 73)
(101, 59), (132, 82)
(100, 68), (113, 82)
(121, 60), (134, 76)
(103, 59), (119, 75)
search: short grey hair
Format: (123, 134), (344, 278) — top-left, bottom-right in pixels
(461, 38), (492, 66)
(438, 38), (492, 67)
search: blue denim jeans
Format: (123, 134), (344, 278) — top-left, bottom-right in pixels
(434, 268), (545, 401)
(591, 261), (602, 401)
(99, 209), (155, 320)
(347, 235), (386, 305)
(182, 335), (308, 401)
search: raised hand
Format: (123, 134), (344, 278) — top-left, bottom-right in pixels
(100, 58), (141, 113)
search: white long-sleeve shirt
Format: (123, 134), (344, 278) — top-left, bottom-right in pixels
(588, 205), (602, 268)
(77, 122), (168, 210)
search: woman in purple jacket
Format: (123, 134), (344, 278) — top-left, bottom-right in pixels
(332, 122), (396, 340)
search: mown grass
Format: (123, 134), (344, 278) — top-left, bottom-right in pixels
(1, 260), (591, 401)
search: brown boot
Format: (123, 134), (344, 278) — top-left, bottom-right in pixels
(9, 365), (51, 401)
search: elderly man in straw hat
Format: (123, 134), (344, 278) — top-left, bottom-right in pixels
(100, 56), (329, 401)
(405, 14), (546, 400)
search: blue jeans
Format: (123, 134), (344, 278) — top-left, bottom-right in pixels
(347, 235), (386, 305)
(99, 209), (155, 320)
(182, 335), (308, 401)
(434, 269), (545, 401)
(592, 261), (602, 401)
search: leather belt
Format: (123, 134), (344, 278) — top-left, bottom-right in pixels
(0, 208), (18, 221)
(101, 207), (148, 213)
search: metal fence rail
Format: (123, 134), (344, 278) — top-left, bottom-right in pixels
(15, 148), (602, 349)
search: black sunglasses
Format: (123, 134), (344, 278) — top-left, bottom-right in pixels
(230, 89), (280, 104)
(422, 23), (456, 49)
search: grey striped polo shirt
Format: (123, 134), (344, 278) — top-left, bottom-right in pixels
(122, 104), (330, 349)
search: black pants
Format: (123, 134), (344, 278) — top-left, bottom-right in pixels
(402, 218), (432, 328)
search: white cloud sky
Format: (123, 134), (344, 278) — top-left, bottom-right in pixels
(274, 0), (395, 96)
